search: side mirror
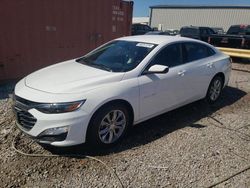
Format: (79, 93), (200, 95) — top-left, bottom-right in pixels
(143, 64), (169, 75)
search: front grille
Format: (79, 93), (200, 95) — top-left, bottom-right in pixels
(14, 107), (37, 130)
(13, 95), (37, 131)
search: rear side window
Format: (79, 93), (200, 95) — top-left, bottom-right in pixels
(200, 29), (208, 35)
(227, 26), (245, 35)
(201, 28), (216, 35)
(150, 43), (182, 68)
(208, 28), (216, 34)
(144, 25), (151, 32)
(207, 46), (216, 56)
(137, 25), (143, 30)
(183, 42), (215, 62)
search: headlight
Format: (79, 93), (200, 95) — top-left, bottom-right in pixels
(35, 100), (86, 114)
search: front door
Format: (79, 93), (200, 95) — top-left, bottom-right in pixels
(138, 43), (191, 120)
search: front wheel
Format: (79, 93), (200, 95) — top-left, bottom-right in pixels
(206, 76), (223, 104)
(87, 103), (131, 148)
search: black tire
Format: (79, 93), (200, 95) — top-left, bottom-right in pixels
(206, 76), (223, 104)
(87, 103), (131, 148)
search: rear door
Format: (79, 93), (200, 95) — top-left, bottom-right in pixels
(181, 42), (217, 99)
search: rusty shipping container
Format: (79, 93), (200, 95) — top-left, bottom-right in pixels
(0, 0), (133, 81)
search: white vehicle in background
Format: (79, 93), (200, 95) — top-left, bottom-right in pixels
(13, 35), (231, 148)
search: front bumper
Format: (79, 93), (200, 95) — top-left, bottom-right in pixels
(12, 93), (92, 147)
(15, 107), (91, 147)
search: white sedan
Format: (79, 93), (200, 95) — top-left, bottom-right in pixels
(13, 36), (231, 148)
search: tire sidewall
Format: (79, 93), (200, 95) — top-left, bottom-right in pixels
(87, 103), (130, 148)
(206, 76), (223, 104)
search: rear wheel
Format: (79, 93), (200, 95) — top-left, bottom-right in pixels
(206, 76), (223, 104)
(87, 103), (130, 148)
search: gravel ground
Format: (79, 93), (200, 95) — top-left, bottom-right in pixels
(0, 63), (250, 188)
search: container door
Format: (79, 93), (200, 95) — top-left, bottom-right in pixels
(0, 63), (5, 81)
(0, 36), (6, 81)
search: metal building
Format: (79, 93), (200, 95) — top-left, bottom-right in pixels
(150, 5), (250, 31)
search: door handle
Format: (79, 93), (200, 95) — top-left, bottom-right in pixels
(178, 70), (186, 76)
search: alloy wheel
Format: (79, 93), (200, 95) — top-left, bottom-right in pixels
(98, 110), (126, 144)
(209, 79), (222, 101)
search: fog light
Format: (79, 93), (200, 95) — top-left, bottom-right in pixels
(39, 126), (69, 136)
(37, 126), (69, 142)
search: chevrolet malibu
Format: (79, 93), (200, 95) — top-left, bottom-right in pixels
(13, 36), (231, 148)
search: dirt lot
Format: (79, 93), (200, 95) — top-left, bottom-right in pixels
(0, 62), (250, 188)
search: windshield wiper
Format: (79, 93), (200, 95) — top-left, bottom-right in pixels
(76, 56), (90, 63)
(90, 63), (112, 72)
(76, 57), (112, 72)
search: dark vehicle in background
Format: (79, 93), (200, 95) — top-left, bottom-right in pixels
(211, 27), (225, 34)
(165, 29), (180, 36)
(208, 25), (250, 49)
(145, 31), (170, 35)
(132, 24), (153, 35)
(180, 26), (216, 42)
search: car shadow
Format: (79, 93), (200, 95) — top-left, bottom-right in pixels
(106, 86), (247, 154)
(43, 86), (247, 156)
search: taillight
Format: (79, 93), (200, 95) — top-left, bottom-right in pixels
(240, 24), (247, 29)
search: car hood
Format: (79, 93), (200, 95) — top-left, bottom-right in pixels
(25, 60), (125, 94)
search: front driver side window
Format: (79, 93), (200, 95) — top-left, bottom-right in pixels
(149, 43), (182, 68)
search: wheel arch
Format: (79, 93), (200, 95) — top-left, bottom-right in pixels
(205, 72), (225, 98)
(205, 72), (225, 104)
(90, 99), (135, 121)
(212, 72), (225, 86)
(87, 99), (135, 130)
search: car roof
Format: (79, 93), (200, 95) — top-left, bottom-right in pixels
(116, 35), (200, 45)
(181, 26), (213, 29)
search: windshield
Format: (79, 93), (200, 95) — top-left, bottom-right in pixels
(76, 40), (157, 72)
